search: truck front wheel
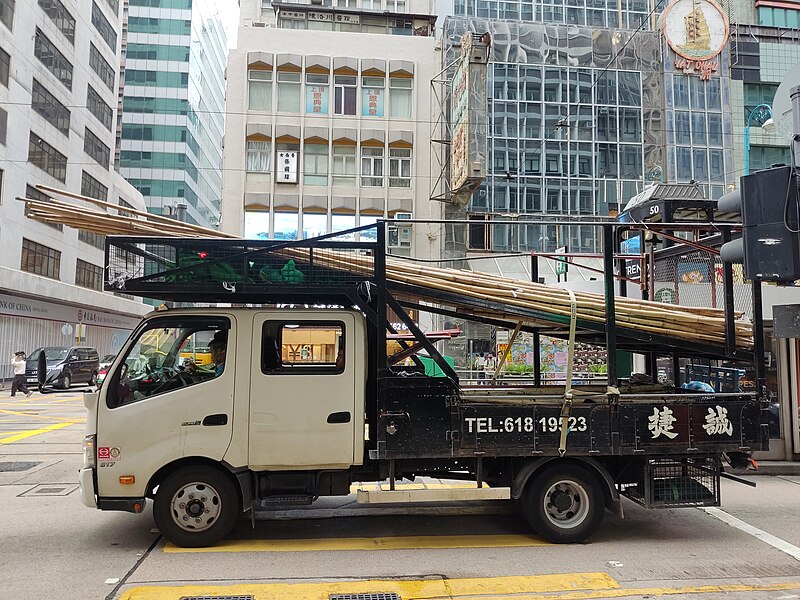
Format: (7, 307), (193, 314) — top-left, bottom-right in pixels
(153, 466), (239, 548)
(521, 463), (604, 544)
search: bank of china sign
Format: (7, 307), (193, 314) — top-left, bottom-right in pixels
(661, 0), (729, 81)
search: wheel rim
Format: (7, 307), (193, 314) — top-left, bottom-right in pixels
(63, 375), (70, 388)
(542, 478), (591, 530)
(169, 481), (222, 532)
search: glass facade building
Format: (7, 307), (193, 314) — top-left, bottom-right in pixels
(118, 0), (228, 227)
(442, 0), (738, 253)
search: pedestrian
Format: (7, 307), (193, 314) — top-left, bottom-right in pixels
(474, 352), (486, 384)
(10, 351), (33, 398)
(483, 352), (497, 383)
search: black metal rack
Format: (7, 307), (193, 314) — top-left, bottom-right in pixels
(104, 221), (763, 395)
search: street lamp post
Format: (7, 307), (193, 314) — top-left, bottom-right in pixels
(744, 103), (776, 176)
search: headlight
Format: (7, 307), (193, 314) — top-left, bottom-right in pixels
(82, 434), (96, 469)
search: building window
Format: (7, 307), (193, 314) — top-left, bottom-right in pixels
(0, 107), (6, 145)
(276, 71), (301, 112)
(125, 70), (188, 87)
(0, 0), (13, 31)
(126, 43), (189, 61)
(91, 2), (117, 51)
(31, 79), (71, 136)
(362, 76), (385, 117)
(84, 127), (110, 169)
(744, 83), (778, 125)
(128, 15), (191, 35)
(34, 28), (73, 91)
(332, 145), (356, 186)
(28, 132), (67, 182)
(246, 140), (271, 172)
(79, 229), (105, 249)
(0, 46), (8, 87)
(86, 85), (113, 131)
(334, 75), (357, 115)
(386, 0), (406, 10)
(389, 147), (411, 187)
(248, 69), (272, 110)
(304, 143), (328, 186)
(38, 0), (75, 44)
(305, 73), (329, 114)
(361, 146), (383, 186)
(389, 77), (412, 118)
(21, 238), (61, 280)
(104, 0), (119, 15)
(81, 170), (108, 201)
(76, 259), (104, 290)
(89, 43), (115, 91)
(25, 184), (63, 230)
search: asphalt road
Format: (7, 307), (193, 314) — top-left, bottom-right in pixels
(1, 389), (800, 600)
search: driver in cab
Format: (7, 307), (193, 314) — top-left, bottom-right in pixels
(208, 339), (226, 377)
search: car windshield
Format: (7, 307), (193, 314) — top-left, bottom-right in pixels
(28, 347), (69, 361)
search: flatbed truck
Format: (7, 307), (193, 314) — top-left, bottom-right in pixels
(78, 224), (767, 547)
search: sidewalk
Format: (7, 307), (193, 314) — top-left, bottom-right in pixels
(746, 460), (800, 476)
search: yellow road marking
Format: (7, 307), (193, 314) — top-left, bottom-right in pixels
(164, 533), (551, 553)
(119, 577), (800, 600)
(0, 408), (83, 423)
(0, 421), (77, 444)
(483, 580), (800, 599)
(121, 572), (618, 600)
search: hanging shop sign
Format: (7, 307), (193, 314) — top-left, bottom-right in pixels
(662, 0), (729, 80)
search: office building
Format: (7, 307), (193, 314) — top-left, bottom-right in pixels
(0, 0), (150, 375)
(118, 0), (228, 228)
(221, 0), (441, 259)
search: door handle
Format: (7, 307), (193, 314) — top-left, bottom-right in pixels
(202, 414), (228, 426)
(327, 411), (351, 424)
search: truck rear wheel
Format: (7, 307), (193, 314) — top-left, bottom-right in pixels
(153, 466), (239, 548)
(521, 463), (604, 544)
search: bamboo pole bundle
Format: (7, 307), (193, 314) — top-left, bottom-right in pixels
(277, 247), (753, 349)
(17, 189), (753, 350)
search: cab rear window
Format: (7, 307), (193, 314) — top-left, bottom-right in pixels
(262, 321), (344, 375)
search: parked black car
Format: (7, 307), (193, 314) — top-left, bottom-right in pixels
(25, 346), (100, 390)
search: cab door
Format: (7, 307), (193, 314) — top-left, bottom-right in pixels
(96, 315), (235, 499)
(249, 312), (357, 469)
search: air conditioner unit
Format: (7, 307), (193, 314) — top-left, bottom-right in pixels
(388, 213), (412, 248)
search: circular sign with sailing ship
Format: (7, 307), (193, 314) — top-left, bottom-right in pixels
(662, 0), (729, 62)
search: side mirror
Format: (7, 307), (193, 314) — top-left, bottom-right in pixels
(70, 356), (78, 362)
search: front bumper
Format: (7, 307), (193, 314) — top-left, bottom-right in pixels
(78, 468), (97, 508)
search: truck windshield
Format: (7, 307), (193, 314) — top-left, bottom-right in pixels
(28, 347), (69, 361)
(108, 318), (230, 406)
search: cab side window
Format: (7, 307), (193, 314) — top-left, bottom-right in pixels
(261, 321), (344, 375)
(107, 317), (230, 408)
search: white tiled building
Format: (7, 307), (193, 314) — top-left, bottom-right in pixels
(222, 0), (442, 259)
(0, 0), (149, 377)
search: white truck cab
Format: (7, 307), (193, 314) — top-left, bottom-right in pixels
(80, 307), (366, 546)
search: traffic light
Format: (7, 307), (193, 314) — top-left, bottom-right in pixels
(719, 166), (800, 283)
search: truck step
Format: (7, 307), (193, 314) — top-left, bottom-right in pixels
(259, 495), (314, 506)
(356, 487), (510, 505)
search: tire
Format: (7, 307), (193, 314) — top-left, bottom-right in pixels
(153, 465), (239, 548)
(61, 373), (71, 390)
(89, 371), (98, 386)
(521, 463), (605, 544)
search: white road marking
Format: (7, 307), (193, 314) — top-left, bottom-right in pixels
(702, 506), (800, 562)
